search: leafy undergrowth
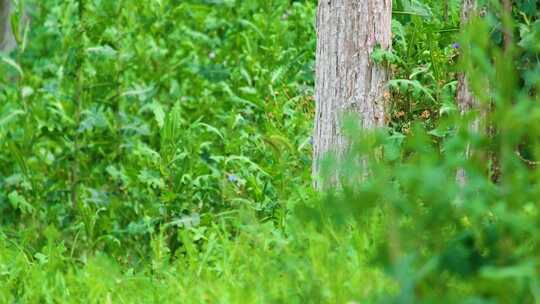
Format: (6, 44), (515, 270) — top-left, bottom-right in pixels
(0, 0), (392, 302)
(2, 0), (540, 303)
(1, 0), (316, 260)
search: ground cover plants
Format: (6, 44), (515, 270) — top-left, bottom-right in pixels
(1, 0), (540, 303)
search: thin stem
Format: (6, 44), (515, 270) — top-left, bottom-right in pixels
(71, 0), (86, 208)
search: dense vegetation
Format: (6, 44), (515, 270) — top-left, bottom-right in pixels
(1, 0), (540, 302)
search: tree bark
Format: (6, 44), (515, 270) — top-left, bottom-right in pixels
(501, 0), (512, 52)
(313, 0), (392, 187)
(0, 0), (16, 53)
(456, 0), (480, 185)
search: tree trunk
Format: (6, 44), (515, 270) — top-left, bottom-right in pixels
(501, 0), (512, 52)
(313, 0), (392, 187)
(456, 0), (480, 186)
(0, 0), (16, 53)
(457, 0), (478, 115)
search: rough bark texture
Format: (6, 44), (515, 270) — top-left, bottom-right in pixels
(456, 0), (479, 185)
(0, 0), (16, 53)
(457, 0), (478, 115)
(313, 0), (392, 187)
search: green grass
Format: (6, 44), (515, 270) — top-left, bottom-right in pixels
(0, 210), (392, 303)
